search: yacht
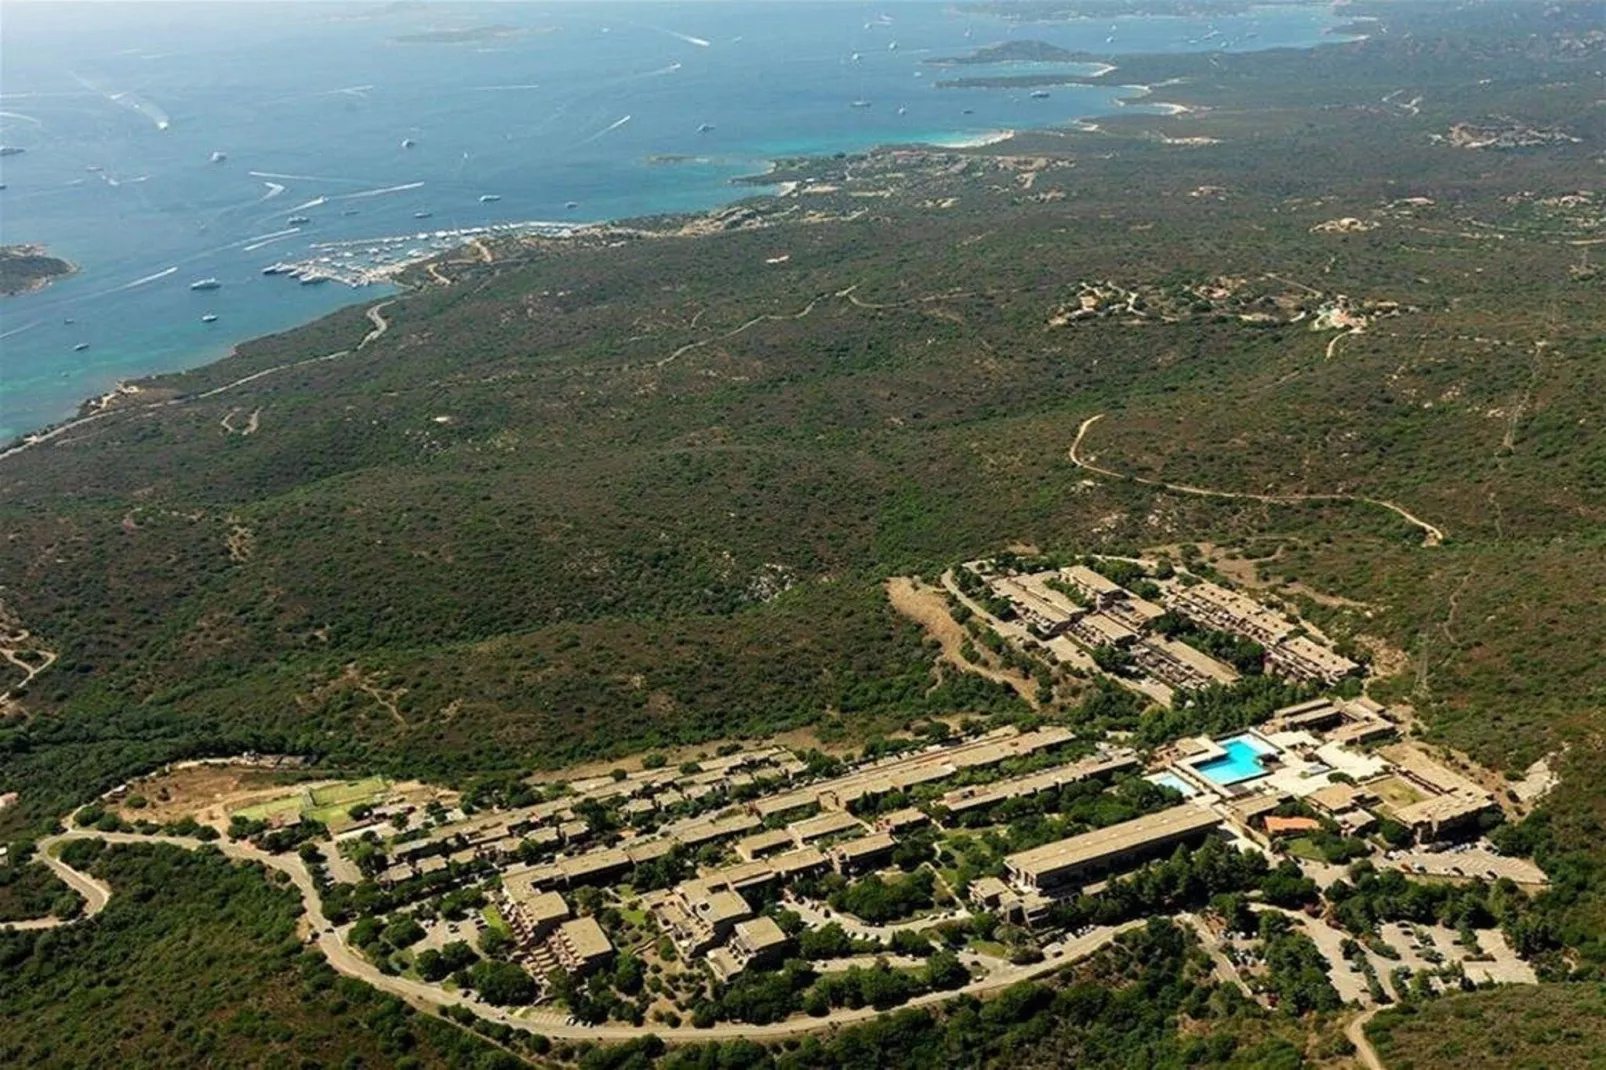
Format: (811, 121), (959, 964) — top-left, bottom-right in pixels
(201, 313), (218, 323)
(73, 342), (90, 352)
(288, 215), (311, 226)
(401, 137), (417, 149)
(1030, 90), (1051, 99)
(414, 210), (433, 219)
(189, 278), (221, 291)
(851, 99), (872, 108)
(210, 151), (227, 163)
(698, 123), (715, 133)
(479, 194), (501, 203)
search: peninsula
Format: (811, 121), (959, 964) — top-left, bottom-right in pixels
(0, 244), (76, 297)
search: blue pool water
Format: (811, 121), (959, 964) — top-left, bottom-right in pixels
(1192, 735), (1276, 786)
(0, 2), (1355, 440)
(1149, 772), (1199, 799)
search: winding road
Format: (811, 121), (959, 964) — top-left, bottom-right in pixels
(1069, 413), (1446, 547)
(5, 829), (1140, 1045)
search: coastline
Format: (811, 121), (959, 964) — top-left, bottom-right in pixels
(0, 245), (79, 298)
(0, 80), (1226, 450)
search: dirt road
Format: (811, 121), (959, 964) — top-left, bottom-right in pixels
(19, 829), (1140, 1045)
(1346, 1006), (1387, 1070)
(1069, 413), (1446, 547)
(885, 576), (1040, 709)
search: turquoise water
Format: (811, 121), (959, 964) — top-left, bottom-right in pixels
(1149, 772), (1200, 799)
(1192, 735), (1277, 786)
(0, 2), (1351, 440)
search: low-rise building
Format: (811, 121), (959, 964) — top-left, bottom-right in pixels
(652, 882), (754, 958)
(828, 831), (897, 875)
(709, 916), (793, 981)
(547, 916), (615, 976)
(875, 808), (930, 835)
(505, 889), (571, 943)
(788, 810), (865, 846)
(1004, 805), (1222, 894)
(735, 828), (796, 862)
(937, 752), (1138, 825)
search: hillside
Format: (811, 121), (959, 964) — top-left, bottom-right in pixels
(1, 1), (1604, 1063)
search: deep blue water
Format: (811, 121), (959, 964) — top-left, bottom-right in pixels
(0, 2), (1349, 440)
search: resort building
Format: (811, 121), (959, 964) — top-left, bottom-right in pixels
(1004, 804), (1222, 894)
(708, 917), (792, 981)
(936, 752), (1139, 825)
(547, 916), (615, 976)
(828, 831), (897, 875)
(652, 882), (755, 958)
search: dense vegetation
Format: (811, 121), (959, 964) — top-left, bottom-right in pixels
(0, 842), (512, 1068)
(1366, 983), (1606, 1070)
(1, 0), (1605, 1063)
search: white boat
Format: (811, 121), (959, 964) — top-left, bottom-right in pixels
(479, 194), (501, 203)
(287, 215), (311, 226)
(73, 342), (89, 352)
(851, 99), (872, 108)
(210, 151), (227, 163)
(189, 278), (221, 291)
(565, 201), (578, 209)
(1031, 90), (1051, 99)
(698, 123), (715, 133)
(414, 211), (433, 219)
(401, 138), (417, 149)
(201, 313), (218, 323)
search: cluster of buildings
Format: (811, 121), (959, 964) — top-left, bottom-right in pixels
(962, 559), (1361, 706)
(1168, 580), (1359, 684)
(478, 726), (1088, 984)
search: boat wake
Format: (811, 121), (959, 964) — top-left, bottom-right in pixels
(580, 114), (632, 144)
(259, 181), (286, 201)
(113, 266), (178, 292)
(332, 181), (426, 201)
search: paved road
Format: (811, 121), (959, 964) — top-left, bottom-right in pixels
(17, 829), (1142, 1044)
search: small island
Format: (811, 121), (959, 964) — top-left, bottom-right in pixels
(926, 40), (1083, 66)
(0, 244), (76, 297)
(390, 24), (526, 45)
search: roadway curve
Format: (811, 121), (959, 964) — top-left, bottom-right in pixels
(1069, 414), (1446, 547)
(1346, 1006), (1387, 1070)
(10, 830), (1142, 1044)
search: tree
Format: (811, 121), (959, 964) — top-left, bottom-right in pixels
(467, 960), (537, 1006)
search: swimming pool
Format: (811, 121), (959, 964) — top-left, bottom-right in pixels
(1148, 772), (1201, 799)
(1192, 734), (1277, 786)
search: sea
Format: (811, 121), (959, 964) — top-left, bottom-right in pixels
(0, 1), (1351, 442)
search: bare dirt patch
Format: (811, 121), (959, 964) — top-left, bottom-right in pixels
(114, 764), (320, 827)
(885, 576), (1040, 710)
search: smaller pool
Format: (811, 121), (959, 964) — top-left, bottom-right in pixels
(1148, 772), (1200, 799)
(1192, 734), (1277, 786)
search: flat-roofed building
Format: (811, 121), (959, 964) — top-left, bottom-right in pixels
(1389, 791), (1496, 843)
(1067, 612), (1139, 650)
(876, 808), (930, 835)
(1134, 636), (1240, 691)
(1061, 565), (1125, 606)
(708, 916), (792, 981)
(624, 838), (675, 866)
(1005, 805), (1221, 893)
(938, 752), (1139, 824)
(504, 889), (571, 944)
(967, 874), (1052, 924)
(548, 916), (615, 976)
(556, 847), (631, 888)
(652, 883), (754, 958)
(668, 812), (762, 849)
(751, 790), (819, 820)
(829, 831), (897, 875)
(788, 810), (865, 846)
(767, 846), (828, 881)
(702, 859), (778, 893)
(1103, 595), (1167, 633)
(559, 820), (591, 845)
(1169, 581), (1293, 647)
(1267, 635), (1359, 685)
(735, 828), (795, 862)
